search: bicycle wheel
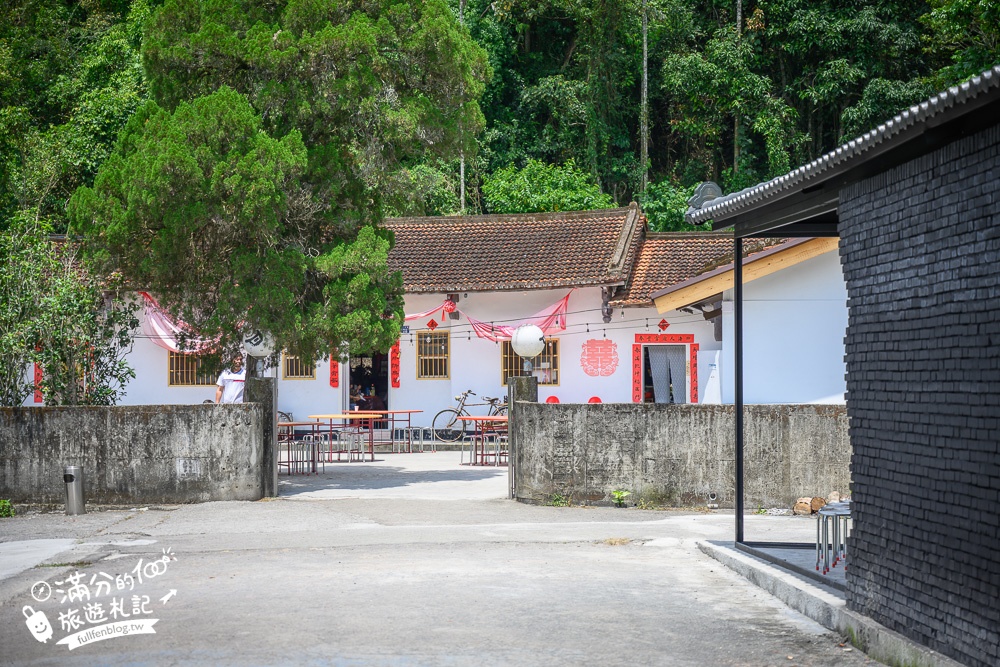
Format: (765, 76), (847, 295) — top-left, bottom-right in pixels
(432, 409), (465, 442)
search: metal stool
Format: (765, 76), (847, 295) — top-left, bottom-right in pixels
(816, 500), (851, 574)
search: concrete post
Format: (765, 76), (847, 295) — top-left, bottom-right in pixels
(507, 376), (538, 500)
(246, 377), (278, 497)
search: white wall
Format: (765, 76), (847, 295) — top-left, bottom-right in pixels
(390, 288), (722, 425)
(98, 332), (344, 420)
(720, 249), (847, 404)
(60, 287), (722, 421)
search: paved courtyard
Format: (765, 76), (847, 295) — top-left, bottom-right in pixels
(0, 453), (874, 666)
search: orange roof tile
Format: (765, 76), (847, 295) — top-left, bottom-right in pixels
(385, 205), (644, 293)
(611, 233), (735, 307)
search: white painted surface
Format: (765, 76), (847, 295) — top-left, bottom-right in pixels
(389, 288), (721, 424)
(26, 287), (724, 421)
(720, 250), (847, 404)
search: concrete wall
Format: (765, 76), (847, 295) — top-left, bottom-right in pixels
(839, 123), (1000, 667)
(512, 403), (849, 508)
(0, 404), (264, 505)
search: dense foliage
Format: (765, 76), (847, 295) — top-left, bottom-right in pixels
(0, 219), (137, 406)
(3, 0), (996, 230)
(483, 159), (614, 213)
(70, 0), (488, 363)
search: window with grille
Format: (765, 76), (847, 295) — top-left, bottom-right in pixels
(283, 353), (315, 379)
(501, 339), (559, 386)
(167, 352), (216, 386)
(417, 331), (449, 379)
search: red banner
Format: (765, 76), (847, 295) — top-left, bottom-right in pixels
(390, 342), (401, 388)
(33, 362), (43, 403)
(632, 344), (643, 402)
(329, 358), (339, 388)
(690, 344), (699, 403)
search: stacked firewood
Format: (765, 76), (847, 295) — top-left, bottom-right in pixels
(793, 491), (846, 515)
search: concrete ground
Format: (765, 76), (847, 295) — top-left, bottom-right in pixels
(0, 453), (876, 666)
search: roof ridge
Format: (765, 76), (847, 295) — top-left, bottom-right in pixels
(384, 207), (632, 225)
(644, 231), (732, 240)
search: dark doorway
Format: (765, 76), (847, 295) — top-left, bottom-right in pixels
(349, 353), (389, 409)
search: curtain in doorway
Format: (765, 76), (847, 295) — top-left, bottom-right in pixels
(647, 346), (688, 404)
(647, 347), (671, 404)
(665, 346), (687, 404)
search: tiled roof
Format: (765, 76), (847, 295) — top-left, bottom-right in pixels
(610, 233), (734, 307)
(385, 204), (644, 293)
(688, 65), (1000, 225)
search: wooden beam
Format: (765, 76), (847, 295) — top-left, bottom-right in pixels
(653, 237), (839, 314)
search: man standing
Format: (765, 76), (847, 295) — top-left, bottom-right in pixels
(215, 354), (246, 404)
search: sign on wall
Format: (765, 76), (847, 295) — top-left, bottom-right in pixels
(329, 359), (339, 388)
(580, 339), (619, 377)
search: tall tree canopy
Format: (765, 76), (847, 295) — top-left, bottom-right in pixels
(71, 0), (489, 362)
(0, 0), (151, 232)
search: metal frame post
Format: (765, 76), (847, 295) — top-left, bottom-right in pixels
(734, 236), (745, 543)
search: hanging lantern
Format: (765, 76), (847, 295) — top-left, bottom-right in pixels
(511, 324), (545, 359)
(242, 331), (275, 358)
(442, 300), (457, 313)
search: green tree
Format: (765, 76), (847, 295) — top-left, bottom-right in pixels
(482, 158), (614, 213)
(922, 0), (1000, 85)
(638, 180), (703, 231)
(70, 0), (488, 362)
(142, 0), (488, 225)
(71, 87), (402, 364)
(0, 216), (138, 407)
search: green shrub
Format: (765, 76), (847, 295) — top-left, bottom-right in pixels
(0, 499), (14, 517)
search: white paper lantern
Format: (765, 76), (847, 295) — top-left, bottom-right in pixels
(242, 331), (275, 358)
(511, 324), (545, 359)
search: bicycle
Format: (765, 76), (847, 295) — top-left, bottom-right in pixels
(432, 390), (508, 442)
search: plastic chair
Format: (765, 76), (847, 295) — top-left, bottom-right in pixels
(545, 396), (560, 404)
(587, 396), (602, 403)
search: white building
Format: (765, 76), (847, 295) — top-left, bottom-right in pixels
(27, 206), (846, 421)
(652, 237), (847, 404)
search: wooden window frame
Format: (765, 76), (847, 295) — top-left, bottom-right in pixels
(416, 331), (450, 380)
(282, 352), (316, 380)
(501, 338), (560, 387)
(167, 352), (216, 387)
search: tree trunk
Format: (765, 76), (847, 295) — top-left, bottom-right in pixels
(640, 0), (648, 192)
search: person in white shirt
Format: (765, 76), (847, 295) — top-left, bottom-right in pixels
(215, 354), (246, 404)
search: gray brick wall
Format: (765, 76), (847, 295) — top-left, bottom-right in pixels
(839, 124), (1000, 667)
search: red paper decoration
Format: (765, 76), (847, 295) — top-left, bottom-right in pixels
(390, 342), (401, 388)
(329, 358), (339, 388)
(442, 300), (456, 313)
(690, 343), (699, 403)
(632, 344), (643, 402)
(33, 362), (42, 403)
(658, 319), (669, 331)
(580, 339), (619, 377)
(631, 334), (698, 404)
(426, 319), (438, 330)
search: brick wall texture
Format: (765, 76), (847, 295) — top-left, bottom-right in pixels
(839, 123), (1000, 667)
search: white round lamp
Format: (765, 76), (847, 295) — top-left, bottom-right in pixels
(511, 324), (545, 359)
(242, 331), (275, 358)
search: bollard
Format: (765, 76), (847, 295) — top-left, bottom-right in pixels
(63, 466), (86, 516)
